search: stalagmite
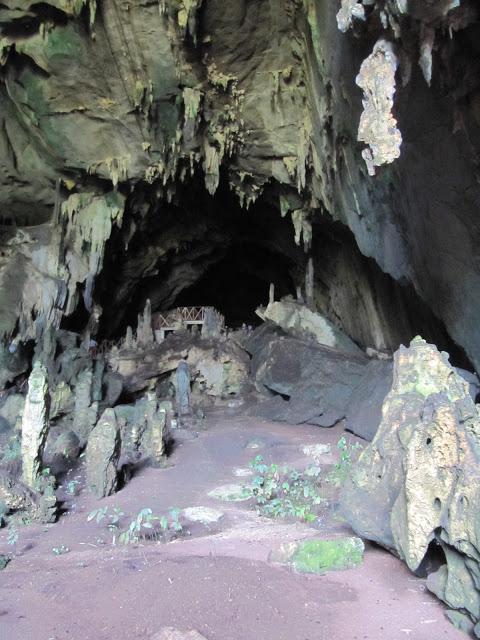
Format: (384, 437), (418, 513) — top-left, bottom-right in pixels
(73, 367), (98, 445)
(269, 283), (275, 305)
(176, 360), (191, 416)
(137, 299), (154, 347)
(21, 362), (50, 489)
(305, 258), (314, 310)
(86, 408), (121, 498)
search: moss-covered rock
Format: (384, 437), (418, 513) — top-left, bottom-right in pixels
(291, 537), (364, 574)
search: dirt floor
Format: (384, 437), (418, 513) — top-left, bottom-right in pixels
(0, 410), (467, 640)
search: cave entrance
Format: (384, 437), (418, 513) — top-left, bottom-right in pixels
(95, 179), (303, 339)
(91, 176), (474, 371)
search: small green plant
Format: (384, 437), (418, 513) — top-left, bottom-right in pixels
(52, 545), (70, 555)
(327, 437), (362, 487)
(87, 506), (183, 545)
(66, 480), (80, 496)
(249, 456), (322, 522)
(7, 526), (18, 547)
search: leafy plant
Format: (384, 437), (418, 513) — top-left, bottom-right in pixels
(52, 545), (70, 555)
(87, 506), (183, 545)
(327, 437), (362, 487)
(66, 480), (80, 496)
(249, 455), (322, 522)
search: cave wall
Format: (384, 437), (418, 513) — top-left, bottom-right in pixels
(0, 1), (479, 368)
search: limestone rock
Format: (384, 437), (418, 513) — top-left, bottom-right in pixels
(86, 409), (121, 499)
(47, 430), (81, 472)
(136, 299), (154, 348)
(258, 298), (364, 356)
(248, 329), (367, 426)
(356, 39), (402, 175)
(72, 368), (98, 445)
(0, 394), (24, 432)
(345, 359), (394, 441)
(340, 337), (480, 630)
(21, 362), (50, 489)
(50, 381), (73, 419)
(151, 629), (208, 640)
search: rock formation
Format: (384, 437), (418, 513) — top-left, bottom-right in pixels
(340, 337), (480, 633)
(0, 0), (476, 374)
(20, 362), (50, 489)
(86, 408), (121, 499)
(258, 298), (364, 356)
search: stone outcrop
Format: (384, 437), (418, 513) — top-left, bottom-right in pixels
(108, 332), (249, 398)
(258, 298), (364, 356)
(86, 408), (121, 499)
(72, 367), (98, 445)
(115, 395), (171, 467)
(246, 324), (369, 428)
(21, 362), (50, 489)
(340, 337), (480, 633)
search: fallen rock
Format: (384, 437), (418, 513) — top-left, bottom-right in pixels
(182, 506), (224, 524)
(340, 337), (480, 631)
(151, 629), (208, 640)
(248, 332), (367, 426)
(258, 298), (364, 356)
(302, 443), (331, 459)
(86, 409), (121, 498)
(50, 382), (73, 419)
(345, 359), (393, 440)
(207, 484), (251, 502)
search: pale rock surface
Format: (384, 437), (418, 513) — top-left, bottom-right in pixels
(259, 298), (363, 356)
(151, 629), (208, 640)
(86, 408), (121, 498)
(21, 362), (50, 489)
(340, 336), (480, 632)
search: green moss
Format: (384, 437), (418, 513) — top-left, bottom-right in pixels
(292, 537), (364, 574)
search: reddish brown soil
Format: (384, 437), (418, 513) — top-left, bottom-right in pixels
(0, 412), (467, 640)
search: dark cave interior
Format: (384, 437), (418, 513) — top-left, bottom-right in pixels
(62, 176), (472, 368)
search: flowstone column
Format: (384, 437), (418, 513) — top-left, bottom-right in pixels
(21, 362), (50, 489)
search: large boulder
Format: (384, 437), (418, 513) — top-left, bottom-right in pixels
(248, 330), (367, 426)
(86, 409), (121, 498)
(258, 298), (364, 356)
(345, 359), (394, 440)
(340, 337), (480, 634)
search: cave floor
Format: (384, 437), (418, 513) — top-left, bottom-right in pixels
(0, 412), (465, 640)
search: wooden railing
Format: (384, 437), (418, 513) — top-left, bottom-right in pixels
(152, 306), (211, 329)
